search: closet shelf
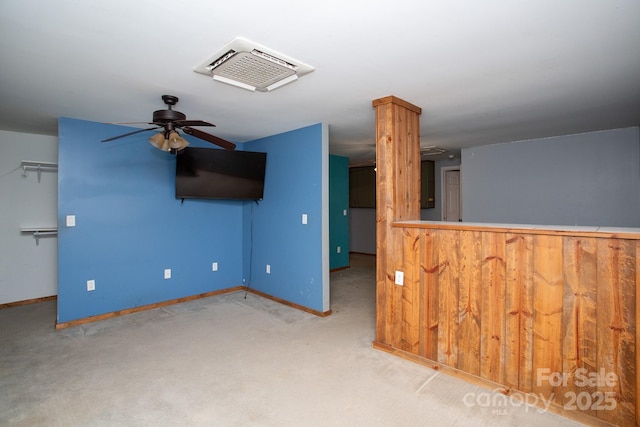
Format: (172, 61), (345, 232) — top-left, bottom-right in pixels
(21, 160), (58, 182)
(20, 227), (58, 246)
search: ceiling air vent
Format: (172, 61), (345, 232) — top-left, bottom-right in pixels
(194, 37), (314, 92)
(421, 146), (447, 156)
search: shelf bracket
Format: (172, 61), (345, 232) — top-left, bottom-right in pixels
(21, 161), (58, 183)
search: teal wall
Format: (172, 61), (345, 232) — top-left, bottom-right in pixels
(329, 155), (349, 269)
(57, 118), (328, 322)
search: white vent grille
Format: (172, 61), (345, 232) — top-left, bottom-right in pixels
(421, 146), (447, 156)
(194, 37), (314, 92)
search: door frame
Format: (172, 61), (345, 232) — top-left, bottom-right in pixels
(441, 166), (461, 221)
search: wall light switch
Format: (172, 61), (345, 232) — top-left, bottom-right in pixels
(212, 262), (218, 272)
(395, 270), (404, 286)
(302, 214), (308, 225)
(164, 269), (171, 279)
(86, 279), (95, 291)
(266, 264), (271, 274)
(66, 215), (76, 227)
(337, 246), (341, 253)
(343, 209), (348, 216)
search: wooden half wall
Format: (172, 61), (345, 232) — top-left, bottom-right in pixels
(372, 96), (639, 426)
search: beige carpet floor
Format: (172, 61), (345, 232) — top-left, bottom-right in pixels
(0, 254), (585, 426)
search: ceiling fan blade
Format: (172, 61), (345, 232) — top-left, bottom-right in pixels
(101, 126), (159, 142)
(182, 127), (236, 150)
(175, 120), (215, 127)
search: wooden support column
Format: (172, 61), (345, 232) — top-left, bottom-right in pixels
(372, 96), (422, 346)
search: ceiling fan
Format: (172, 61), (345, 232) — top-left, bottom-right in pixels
(101, 95), (236, 153)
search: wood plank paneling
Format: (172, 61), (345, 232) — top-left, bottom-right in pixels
(437, 230), (460, 367)
(596, 239), (637, 426)
(562, 237), (598, 416)
(417, 229), (430, 358)
(385, 223), (639, 425)
(532, 235), (564, 404)
(457, 230), (482, 375)
(424, 230), (440, 361)
(505, 233), (534, 391)
(401, 228), (420, 353)
(637, 240), (640, 427)
(372, 95), (638, 426)
(480, 232), (506, 384)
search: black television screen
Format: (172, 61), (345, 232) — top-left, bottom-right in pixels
(175, 147), (267, 200)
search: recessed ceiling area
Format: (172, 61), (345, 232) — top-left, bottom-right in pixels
(0, 1), (638, 165)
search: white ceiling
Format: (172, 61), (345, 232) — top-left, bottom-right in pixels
(1, 1), (639, 165)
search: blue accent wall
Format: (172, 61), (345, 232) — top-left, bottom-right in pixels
(329, 155), (349, 269)
(57, 118), (328, 323)
(242, 124), (329, 312)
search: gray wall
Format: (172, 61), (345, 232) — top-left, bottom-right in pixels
(0, 130), (58, 304)
(461, 127), (640, 227)
(349, 208), (376, 254)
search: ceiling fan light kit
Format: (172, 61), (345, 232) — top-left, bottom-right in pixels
(194, 37), (314, 92)
(148, 132), (169, 151)
(148, 130), (189, 152)
(101, 95), (236, 153)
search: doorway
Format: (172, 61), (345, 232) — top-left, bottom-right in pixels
(441, 167), (461, 221)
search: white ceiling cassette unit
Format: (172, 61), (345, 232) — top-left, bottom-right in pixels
(194, 37), (315, 92)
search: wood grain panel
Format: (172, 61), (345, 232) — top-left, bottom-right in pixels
(637, 240), (640, 427)
(562, 236), (598, 416)
(389, 228), (404, 350)
(424, 229), (440, 361)
(401, 228), (421, 353)
(437, 229), (460, 367)
(418, 229), (430, 358)
(505, 233), (534, 391)
(532, 234), (564, 404)
(596, 239), (636, 426)
(480, 232), (506, 383)
(457, 230), (482, 375)
(374, 101), (393, 347)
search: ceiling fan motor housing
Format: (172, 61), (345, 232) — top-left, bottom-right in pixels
(153, 109), (186, 123)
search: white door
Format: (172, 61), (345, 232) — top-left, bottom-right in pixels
(443, 169), (461, 221)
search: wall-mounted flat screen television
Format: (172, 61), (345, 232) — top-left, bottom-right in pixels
(175, 147), (267, 200)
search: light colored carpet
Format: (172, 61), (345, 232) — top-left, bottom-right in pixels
(0, 254), (585, 426)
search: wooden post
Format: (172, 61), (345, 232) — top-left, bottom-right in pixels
(372, 96), (422, 346)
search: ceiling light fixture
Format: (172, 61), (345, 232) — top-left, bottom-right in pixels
(194, 37), (314, 92)
(149, 131), (189, 152)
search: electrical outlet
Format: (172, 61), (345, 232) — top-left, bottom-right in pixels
(395, 270), (404, 286)
(164, 269), (171, 279)
(86, 279), (95, 291)
(66, 215), (76, 227)
(212, 262), (218, 271)
(266, 264), (271, 274)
